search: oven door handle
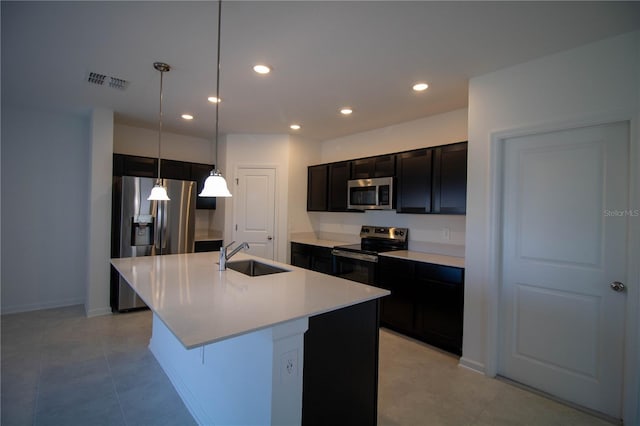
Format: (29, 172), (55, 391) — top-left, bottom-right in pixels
(332, 249), (378, 263)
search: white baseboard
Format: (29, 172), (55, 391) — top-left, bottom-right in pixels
(458, 356), (485, 374)
(85, 306), (112, 317)
(0, 298), (84, 315)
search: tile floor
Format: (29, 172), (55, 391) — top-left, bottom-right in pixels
(1, 305), (613, 426)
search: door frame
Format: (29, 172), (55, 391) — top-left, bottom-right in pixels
(484, 113), (639, 424)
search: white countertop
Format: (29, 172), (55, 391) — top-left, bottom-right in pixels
(379, 250), (465, 268)
(290, 237), (465, 268)
(111, 252), (389, 349)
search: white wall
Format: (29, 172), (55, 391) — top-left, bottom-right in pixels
(85, 108), (114, 317)
(466, 31), (639, 422)
(287, 135), (322, 237)
(113, 123), (213, 164)
(316, 108), (468, 254)
(222, 134), (291, 263)
(321, 108), (468, 163)
(1, 105), (90, 313)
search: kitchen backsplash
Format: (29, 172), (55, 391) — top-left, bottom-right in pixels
(297, 211), (465, 256)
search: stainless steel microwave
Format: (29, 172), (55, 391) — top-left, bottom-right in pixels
(347, 177), (394, 210)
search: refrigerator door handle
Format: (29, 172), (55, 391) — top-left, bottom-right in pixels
(155, 200), (169, 253)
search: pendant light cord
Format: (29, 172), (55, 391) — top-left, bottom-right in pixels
(214, 0), (222, 172)
(157, 67), (165, 182)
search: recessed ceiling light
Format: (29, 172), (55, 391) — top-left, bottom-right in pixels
(340, 107), (353, 115)
(290, 124), (301, 130)
(253, 64), (271, 74)
(181, 114), (194, 120)
(208, 96), (221, 103)
(412, 82), (429, 92)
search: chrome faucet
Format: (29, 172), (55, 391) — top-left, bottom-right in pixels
(219, 241), (250, 271)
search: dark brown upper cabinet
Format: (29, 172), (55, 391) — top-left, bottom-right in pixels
(432, 142), (467, 214)
(328, 161), (351, 211)
(307, 164), (328, 211)
(112, 154), (216, 209)
(160, 159), (191, 181)
(113, 154), (157, 178)
(396, 148), (433, 214)
(350, 154), (395, 179)
(305, 141), (467, 214)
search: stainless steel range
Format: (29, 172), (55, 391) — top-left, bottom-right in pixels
(332, 225), (408, 285)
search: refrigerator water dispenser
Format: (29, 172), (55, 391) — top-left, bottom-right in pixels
(131, 215), (154, 246)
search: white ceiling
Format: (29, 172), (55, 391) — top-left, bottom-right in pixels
(3, 1), (640, 141)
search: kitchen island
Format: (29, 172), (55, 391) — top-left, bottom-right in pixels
(111, 251), (389, 426)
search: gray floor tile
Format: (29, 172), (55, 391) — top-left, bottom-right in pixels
(2, 306), (615, 426)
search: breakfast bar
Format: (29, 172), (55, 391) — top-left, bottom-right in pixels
(111, 251), (389, 426)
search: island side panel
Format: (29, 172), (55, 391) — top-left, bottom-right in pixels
(150, 313), (309, 425)
(302, 299), (381, 426)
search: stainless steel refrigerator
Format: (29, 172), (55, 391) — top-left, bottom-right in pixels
(111, 176), (196, 312)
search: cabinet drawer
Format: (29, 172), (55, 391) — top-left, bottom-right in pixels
(415, 263), (463, 285)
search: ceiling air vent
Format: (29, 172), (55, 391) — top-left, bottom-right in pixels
(87, 72), (107, 86)
(87, 72), (129, 90)
(109, 77), (129, 90)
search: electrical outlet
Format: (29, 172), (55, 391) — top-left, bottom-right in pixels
(442, 227), (450, 241)
(280, 349), (298, 384)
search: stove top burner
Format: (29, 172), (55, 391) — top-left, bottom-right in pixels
(334, 226), (409, 254)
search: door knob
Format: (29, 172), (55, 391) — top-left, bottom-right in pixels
(267, 236), (273, 241)
(610, 281), (626, 292)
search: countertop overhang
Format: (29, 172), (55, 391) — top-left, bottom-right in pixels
(111, 252), (389, 349)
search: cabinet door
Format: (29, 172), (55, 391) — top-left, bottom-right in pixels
(190, 163), (217, 209)
(433, 142), (467, 214)
(307, 165), (328, 211)
(396, 149), (432, 213)
(351, 155), (395, 179)
(291, 243), (312, 269)
(350, 158), (372, 179)
(328, 161), (350, 211)
(311, 246), (333, 275)
(377, 257), (416, 333)
(302, 300), (380, 426)
(121, 155), (158, 178)
(414, 263), (464, 355)
(372, 154), (395, 177)
(160, 159), (191, 181)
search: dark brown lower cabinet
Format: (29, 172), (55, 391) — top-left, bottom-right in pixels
(291, 242), (333, 275)
(302, 299), (380, 426)
(194, 240), (222, 252)
(377, 256), (464, 356)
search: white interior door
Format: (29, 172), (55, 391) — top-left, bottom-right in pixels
(499, 122), (629, 418)
(233, 167), (276, 260)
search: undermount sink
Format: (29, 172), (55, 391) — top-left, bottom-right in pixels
(225, 260), (289, 277)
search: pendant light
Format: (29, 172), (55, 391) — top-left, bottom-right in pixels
(199, 0), (232, 198)
(148, 62), (171, 201)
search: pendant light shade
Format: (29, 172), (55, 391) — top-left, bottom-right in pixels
(199, 170), (232, 197)
(148, 183), (171, 201)
(198, 0), (232, 198)
(148, 62), (171, 201)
